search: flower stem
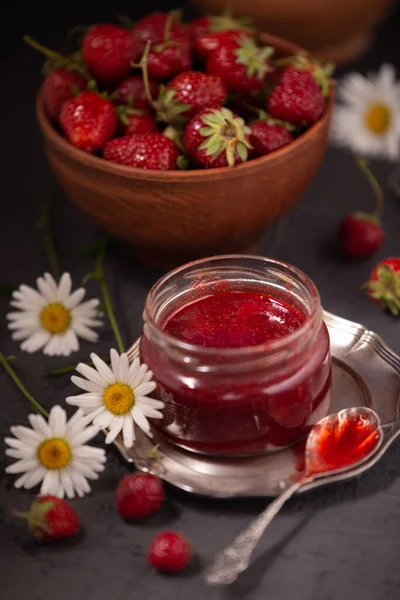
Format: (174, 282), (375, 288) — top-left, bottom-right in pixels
(48, 356), (111, 376)
(0, 353), (49, 418)
(95, 238), (126, 354)
(356, 157), (384, 219)
(36, 185), (62, 282)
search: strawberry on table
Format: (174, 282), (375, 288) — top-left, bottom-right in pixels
(184, 107), (251, 168)
(103, 133), (180, 170)
(249, 120), (293, 157)
(148, 531), (191, 572)
(43, 69), (87, 121)
(115, 75), (160, 110)
(366, 258), (400, 316)
(116, 473), (164, 519)
(206, 37), (274, 93)
(13, 496), (80, 542)
(267, 68), (325, 125)
(82, 24), (141, 84)
(59, 91), (117, 153)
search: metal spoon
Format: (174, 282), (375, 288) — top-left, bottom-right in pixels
(205, 406), (383, 586)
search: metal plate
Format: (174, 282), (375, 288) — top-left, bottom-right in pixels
(114, 311), (400, 497)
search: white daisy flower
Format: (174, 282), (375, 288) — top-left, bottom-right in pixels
(331, 64), (400, 160)
(66, 349), (164, 448)
(5, 406), (106, 499)
(7, 272), (103, 356)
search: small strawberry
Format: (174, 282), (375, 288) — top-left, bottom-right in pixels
(249, 119), (293, 157)
(189, 9), (253, 49)
(82, 24), (140, 84)
(147, 41), (192, 81)
(366, 258), (400, 316)
(59, 90), (117, 153)
(193, 29), (253, 60)
(148, 531), (191, 573)
(158, 71), (227, 123)
(103, 133), (180, 170)
(43, 69), (87, 120)
(275, 52), (334, 97)
(133, 11), (188, 48)
(184, 107), (251, 168)
(118, 110), (158, 135)
(115, 75), (160, 109)
(206, 37), (274, 94)
(267, 69), (325, 125)
(13, 496), (79, 542)
(116, 473), (164, 519)
(339, 159), (384, 260)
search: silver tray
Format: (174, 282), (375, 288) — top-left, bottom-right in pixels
(114, 311), (400, 497)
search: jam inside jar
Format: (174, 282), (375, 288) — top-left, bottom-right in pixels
(140, 255), (332, 456)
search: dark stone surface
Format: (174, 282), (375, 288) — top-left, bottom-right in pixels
(1, 3), (400, 599)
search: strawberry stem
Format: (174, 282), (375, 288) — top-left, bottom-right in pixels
(24, 35), (88, 77)
(133, 41), (157, 111)
(163, 13), (174, 45)
(0, 353), (49, 417)
(356, 157), (384, 219)
(11, 509), (30, 520)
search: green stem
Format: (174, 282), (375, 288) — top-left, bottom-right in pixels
(0, 353), (49, 418)
(163, 12), (173, 45)
(37, 186), (61, 282)
(11, 509), (29, 519)
(95, 239), (126, 354)
(24, 35), (88, 77)
(356, 157), (384, 219)
(48, 356), (111, 376)
(133, 41), (157, 110)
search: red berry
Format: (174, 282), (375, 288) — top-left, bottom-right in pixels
(122, 112), (158, 136)
(163, 71), (227, 119)
(59, 91), (117, 153)
(147, 41), (192, 81)
(82, 24), (140, 84)
(116, 76), (160, 109)
(366, 258), (400, 315)
(194, 29), (252, 59)
(148, 531), (191, 572)
(206, 38), (273, 94)
(267, 69), (325, 125)
(133, 12), (188, 48)
(103, 133), (180, 170)
(184, 107), (251, 169)
(187, 16), (211, 43)
(14, 495), (79, 542)
(339, 212), (383, 260)
(116, 473), (164, 519)
(42, 69), (86, 121)
(249, 121), (293, 157)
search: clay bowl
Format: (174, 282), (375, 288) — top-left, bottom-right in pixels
(194, 0), (397, 64)
(37, 33), (333, 271)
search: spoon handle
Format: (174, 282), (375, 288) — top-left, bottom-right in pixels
(205, 479), (304, 586)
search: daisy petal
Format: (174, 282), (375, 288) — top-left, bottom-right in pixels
(122, 416), (134, 448)
(90, 353), (116, 384)
(64, 288), (86, 310)
(60, 469), (75, 499)
(71, 375), (103, 393)
(21, 331), (51, 353)
(57, 272), (72, 302)
(75, 362), (108, 387)
(6, 458), (40, 474)
(132, 407), (152, 435)
(68, 425), (100, 447)
(28, 414), (52, 438)
(48, 406), (67, 437)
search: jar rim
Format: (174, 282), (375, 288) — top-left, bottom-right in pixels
(144, 254), (322, 359)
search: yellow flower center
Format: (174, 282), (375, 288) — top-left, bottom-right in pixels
(364, 103), (391, 135)
(40, 303), (71, 334)
(103, 383), (135, 415)
(38, 438), (71, 469)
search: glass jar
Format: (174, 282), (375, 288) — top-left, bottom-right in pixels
(140, 255), (332, 456)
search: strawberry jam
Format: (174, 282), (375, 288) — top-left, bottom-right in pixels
(141, 256), (332, 456)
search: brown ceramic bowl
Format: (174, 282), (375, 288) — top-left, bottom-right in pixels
(37, 33), (333, 270)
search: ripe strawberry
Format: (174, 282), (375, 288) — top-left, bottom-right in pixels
(116, 473), (164, 519)
(122, 112), (158, 136)
(206, 38), (274, 94)
(133, 11), (188, 48)
(267, 69), (325, 125)
(103, 133), (180, 170)
(366, 258), (400, 315)
(249, 120), (293, 157)
(59, 91), (117, 153)
(82, 24), (140, 84)
(13, 495), (79, 542)
(147, 41), (192, 81)
(43, 69), (86, 120)
(158, 71), (227, 123)
(187, 16), (211, 42)
(148, 531), (191, 572)
(193, 29), (253, 60)
(184, 107), (251, 168)
(115, 75), (160, 109)
(339, 159), (384, 260)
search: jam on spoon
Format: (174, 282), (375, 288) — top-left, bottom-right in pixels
(205, 406), (383, 586)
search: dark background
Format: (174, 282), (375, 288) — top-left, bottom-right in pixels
(1, 2), (400, 599)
